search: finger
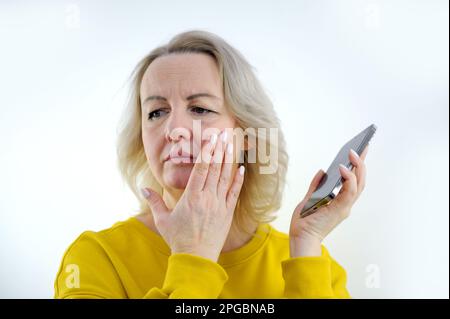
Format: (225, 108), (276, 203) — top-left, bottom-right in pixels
(204, 130), (227, 192)
(186, 133), (217, 192)
(141, 188), (170, 224)
(226, 165), (245, 211)
(360, 145), (369, 161)
(349, 148), (367, 195)
(329, 164), (358, 214)
(349, 146), (369, 173)
(217, 137), (234, 198)
(294, 169), (325, 214)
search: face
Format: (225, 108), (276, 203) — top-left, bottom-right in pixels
(140, 53), (237, 192)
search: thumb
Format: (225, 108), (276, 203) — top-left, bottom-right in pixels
(306, 169), (326, 198)
(141, 188), (170, 221)
(294, 169), (325, 214)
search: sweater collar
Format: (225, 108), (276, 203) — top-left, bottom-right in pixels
(129, 216), (272, 268)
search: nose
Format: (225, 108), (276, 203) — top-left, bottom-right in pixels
(164, 109), (192, 143)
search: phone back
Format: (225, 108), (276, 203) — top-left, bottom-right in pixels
(301, 124), (377, 213)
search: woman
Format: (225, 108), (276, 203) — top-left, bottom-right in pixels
(54, 30), (368, 299)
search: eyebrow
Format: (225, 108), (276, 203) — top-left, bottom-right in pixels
(143, 93), (221, 104)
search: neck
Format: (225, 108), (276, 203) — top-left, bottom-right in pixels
(221, 221), (258, 252)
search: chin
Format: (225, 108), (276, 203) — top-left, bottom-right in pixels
(163, 164), (193, 189)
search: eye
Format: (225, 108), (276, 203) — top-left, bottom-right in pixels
(189, 106), (214, 115)
(148, 109), (168, 121)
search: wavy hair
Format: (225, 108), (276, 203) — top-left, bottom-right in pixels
(116, 30), (288, 236)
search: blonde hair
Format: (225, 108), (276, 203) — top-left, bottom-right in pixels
(116, 30), (288, 236)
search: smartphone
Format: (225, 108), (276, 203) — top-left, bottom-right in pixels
(300, 124), (377, 218)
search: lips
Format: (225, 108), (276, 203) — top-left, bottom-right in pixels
(164, 149), (195, 163)
(169, 155), (194, 163)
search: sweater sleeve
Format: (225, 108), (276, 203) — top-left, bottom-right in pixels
(54, 232), (128, 299)
(143, 253), (228, 299)
(281, 245), (351, 299)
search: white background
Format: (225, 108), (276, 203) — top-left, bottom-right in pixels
(0, 0), (448, 298)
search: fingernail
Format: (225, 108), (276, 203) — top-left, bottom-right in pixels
(339, 164), (349, 171)
(141, 188), (151, 199)
(221, 130), (228, 143)
(239, 165), (245, 176)
(227, 143), (233, 154)
(350, 149), (359, 158)
(210, 133), (217, 145)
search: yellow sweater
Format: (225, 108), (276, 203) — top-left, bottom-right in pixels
(54, 217), (350, 299)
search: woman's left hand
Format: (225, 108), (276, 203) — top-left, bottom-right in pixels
(289, 146), (369, 257)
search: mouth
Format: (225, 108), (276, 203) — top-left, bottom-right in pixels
(164, 154), (194, 164)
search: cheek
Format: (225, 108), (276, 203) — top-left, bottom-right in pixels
(142, 129), (164, 169)
(202, 118), (238, 147)
(213, 115), (235, 129)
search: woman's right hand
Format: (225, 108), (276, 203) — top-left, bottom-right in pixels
(141, 131), (245, 263)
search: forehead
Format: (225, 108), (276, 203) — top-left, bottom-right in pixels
(140, 53), (222, 98)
